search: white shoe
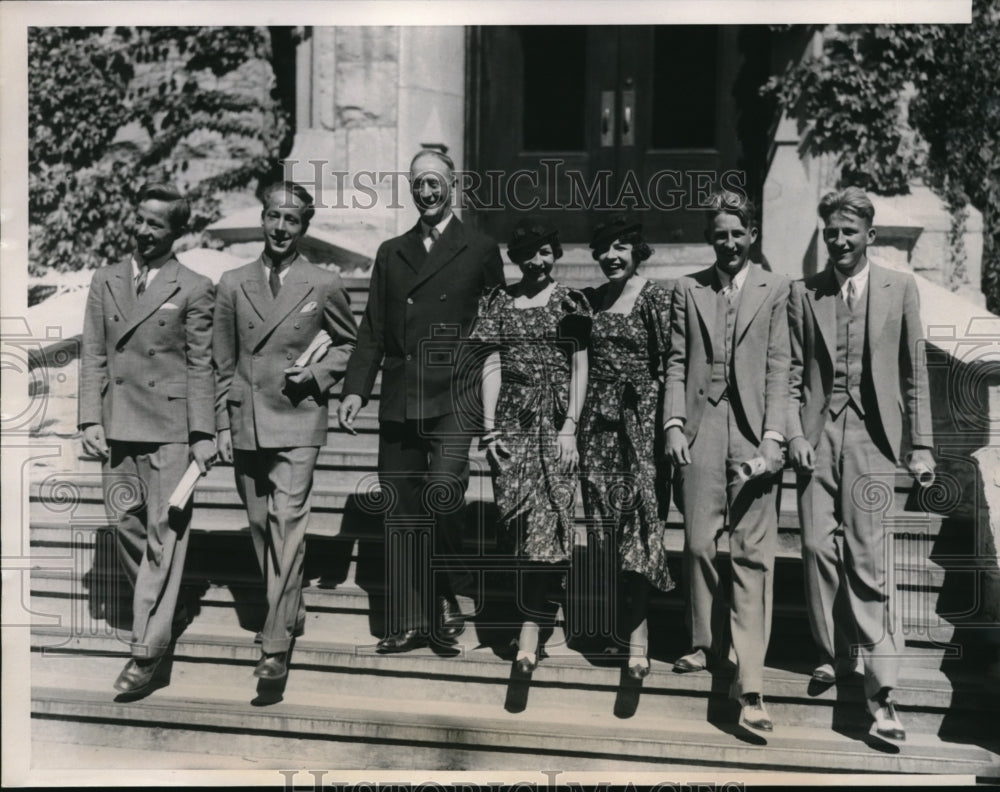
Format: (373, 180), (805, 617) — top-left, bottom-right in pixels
(867, 696), (906, 741)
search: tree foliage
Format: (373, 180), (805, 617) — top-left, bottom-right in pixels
(765, 1), (1000, 311)
(28, 27), (291, 276)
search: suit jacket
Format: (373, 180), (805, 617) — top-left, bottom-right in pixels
(342, 216), (505, 422)
(78, 257), (215, 443)
(213, 254), (357, 450)
(664, 263), (791, 446)
(787, 261), (932, 463)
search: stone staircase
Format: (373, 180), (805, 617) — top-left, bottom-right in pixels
(24, 270), (1000, 777)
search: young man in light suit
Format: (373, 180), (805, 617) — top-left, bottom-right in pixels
(665, 191), (790, 732)
(214, 181), (357, 680)
(787, 187), (935, 741)
(79, 183), (216, 696)
(338, 149), (505, 653)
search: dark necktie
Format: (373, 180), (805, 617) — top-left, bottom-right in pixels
(135, 265), (149, 297)
(269, 264), (282, 297)
(428, 226), (440, 250)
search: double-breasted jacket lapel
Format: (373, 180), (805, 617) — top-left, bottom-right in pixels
(106, 259), (136, 322)
(120, 257), (181, 339)
(240, 259), (273, 323)
(249, 259), (314, 352)
(408, 218), (468, 295)
(395, 223), (427, 277)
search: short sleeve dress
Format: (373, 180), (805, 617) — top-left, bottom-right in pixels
(471, 283), (592, 563)
(578, 279), (675, 592)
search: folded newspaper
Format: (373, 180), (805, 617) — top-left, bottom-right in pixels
(168, 461), (204, 513)
(294, 330), (332, 368)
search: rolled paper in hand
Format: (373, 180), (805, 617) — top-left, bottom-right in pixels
(168, 461), (203, 513)
(294, 330), (332, 368)
(738, 456), (767, 482)
(911, 461), (935, 488)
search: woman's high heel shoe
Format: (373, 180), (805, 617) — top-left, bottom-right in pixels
(515, 651), (539, 674)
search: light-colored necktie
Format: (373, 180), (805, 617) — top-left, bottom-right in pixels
(723, 282), (737, 305)
(428, 226), (440, 251)
(135, 265), (148, 297)
(845, 278), (858, 312)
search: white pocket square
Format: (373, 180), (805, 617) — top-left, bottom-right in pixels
(299, 301), (318, 313)
(160, 302), (180, 310)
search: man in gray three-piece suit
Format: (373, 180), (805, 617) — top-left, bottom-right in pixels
(79, 183), (216, 696)
(214, 181), (357, 682)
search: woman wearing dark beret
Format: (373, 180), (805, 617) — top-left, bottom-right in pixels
(579, 215), (675, 680)
(471, 218), (591, 675)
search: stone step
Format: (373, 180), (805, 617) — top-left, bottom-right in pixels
(30, 678), (1000, 775)
(29, 632), (998, 739)
(29, 571), (973, 667)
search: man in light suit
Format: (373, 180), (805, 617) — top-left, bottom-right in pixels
(665, 191), (790, 732)
(338, 148), (505, 653)
(214, 181), (357, 680)
(787, 187), (934, 741)
(79, 183), (216, 696)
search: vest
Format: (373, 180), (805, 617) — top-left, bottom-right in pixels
(830, 290), (866, 417)
(708, 284), (739, 403)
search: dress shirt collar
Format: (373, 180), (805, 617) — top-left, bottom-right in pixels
(420, 211), (454, 241)
(833, 259), (870, 301)
(261, 249), (300, 283)
(131, 250), (172, 284)
(714, 262), (750, 292)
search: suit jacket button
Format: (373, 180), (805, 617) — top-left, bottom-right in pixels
(113, 316), (119, 322)
(698, 388), (705, 395)
(294, 322), (300, 329)
(249, 321), (255, 329)
(159, 319), (166, 326)
(440, 294), (447, 301)
(148, 349), (155, 356)
(406, 354), (412, 361)
(115, 378), (123, 385)
(407, 297), (414, 305)
(286, 353), (293, 360)
(148, 380), (155, 387)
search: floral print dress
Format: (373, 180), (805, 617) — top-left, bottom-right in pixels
(471, 284), (592, 563)
(579, 279), (675, 592)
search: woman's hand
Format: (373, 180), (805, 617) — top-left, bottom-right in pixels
(484, 434), (511, 466)
(556, 432), (578, 473)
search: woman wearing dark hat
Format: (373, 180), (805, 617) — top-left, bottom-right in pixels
(579, 215), (675, 680)
(471, 218), (591, 674)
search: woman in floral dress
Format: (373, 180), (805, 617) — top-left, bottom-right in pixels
(472, 219), (591, 674)
(579, 215), (674, 680)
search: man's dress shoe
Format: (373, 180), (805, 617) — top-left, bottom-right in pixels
(739, 693), (774, 732)
(253, 652), (288, 679)
(811, 660), (854, 684)
(868, 696), (906, 741)
(436, 597), (465, 641)
(113, 656), (164, 695)
(376, 629), (429, 654)
(672, 649), (708, 673)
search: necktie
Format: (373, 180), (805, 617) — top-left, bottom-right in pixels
(269, 264), (282, 297)
(723, 283), (737, 305)
(135, 265), (148, 297)
(428, 226), (440, 250)
(845, 278), (858, 312)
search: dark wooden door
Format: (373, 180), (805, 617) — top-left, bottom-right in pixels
(468, 26), (742, 245)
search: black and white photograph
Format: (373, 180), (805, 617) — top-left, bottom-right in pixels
(2, 0), (999, 786)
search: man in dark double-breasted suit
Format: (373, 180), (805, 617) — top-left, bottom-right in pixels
(787, 187), (934, 741)
(339, 148), (505, 653)
(665, 191), (790, 732)
(214, 181), (357, 681)
(79, 183), (216, 696)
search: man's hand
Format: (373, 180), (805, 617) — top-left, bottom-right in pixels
(338, 394), (363, 435)
(82, 424), (109, 459)
(908, 448), (936, 486)
(190, 437), (217, 474)
(758, 437), (785, 475)
(283, 365), (316, 396)
(666, 425), (691, 466)
(788, 436), (815, 474)
(217, 428), (234, 464)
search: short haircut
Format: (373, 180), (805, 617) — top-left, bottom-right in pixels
(260, 181), (316, 226)
(818, 187), (875, 226)
(137, 183), (190, 232)
(591, 230), (653, 267)
(410, 148), (455, 175)
(704, 189), (757, 231)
